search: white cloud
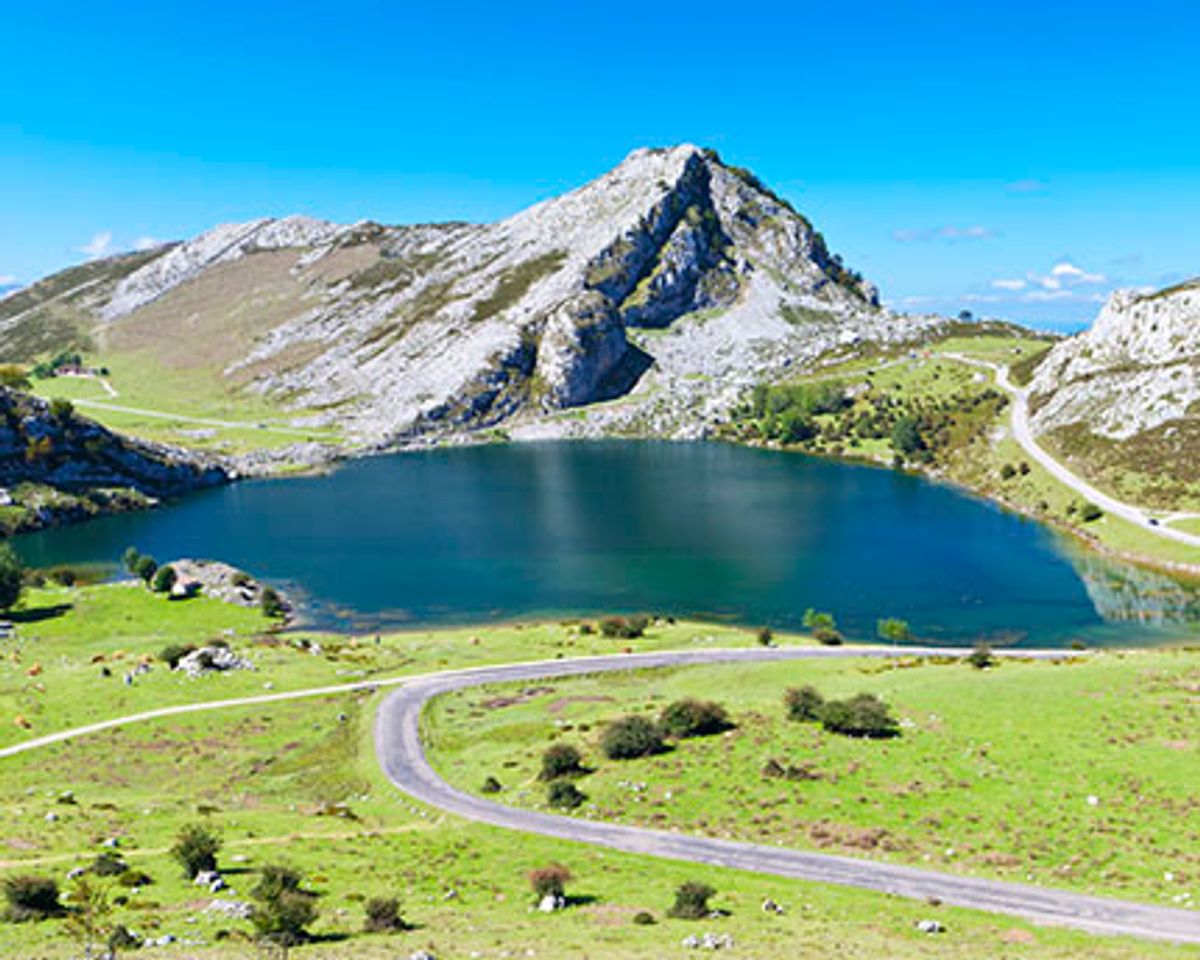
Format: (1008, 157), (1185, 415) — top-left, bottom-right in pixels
(1050, 261), (1106, 284)
(991, 278), (1027, 291)
(133, 236), (162, 251)
(79, 231), (113, 259)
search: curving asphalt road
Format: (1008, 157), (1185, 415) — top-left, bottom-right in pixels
(375, 646), (1200, 945)
(943, 353), (1200, 549)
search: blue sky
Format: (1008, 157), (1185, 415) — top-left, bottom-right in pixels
(2, 0), (1197, 330)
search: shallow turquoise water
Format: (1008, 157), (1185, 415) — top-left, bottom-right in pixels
(14, 442), (1200, 646)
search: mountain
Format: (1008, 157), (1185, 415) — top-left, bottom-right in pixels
(1029, 280), (1200, 505)
(0, 145), (945, 448)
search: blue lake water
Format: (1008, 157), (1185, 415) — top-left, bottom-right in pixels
(14, 441), (1200, 646)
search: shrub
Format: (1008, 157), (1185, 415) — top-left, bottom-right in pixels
(667, 881), (716, 920)
(159, 643), (197, 670)
(481, 776), (502, 794)
(48, 397), (74, 422)
(632, 910), (656, 925)
(363, 896), (407, 932)
(528, 864), (572, 899)
(171, 823), (221, 878)
(598, 615), (649, 639)
(108, 924), (141, 950)
(876, 618), (911, 643)
(802, 608), (842, 645)
(2, 875), (64, 922)
(121, 547), (141, 575)
(133, 554), (158, 585)
(1079, 502), (1103, 522)
(547, 780), (586, 809)
(756, 627), (773, 646)
(657, 699), (732, 739)
(50, 567), (76, 587)
(540, 743), (585, 781)
(966, 643), (995, 670)
(116, 869), (152, 888)
(0, 543), (23, 612)
(90, 852), (128, 877)
(152, 565), (177, 594)
(999, 462), (1016, 480)
(819, 693), (899, 738)
(251, 865), (318, 946)
(600, 715), (664, 760)
(261, 587), (286, 618)
(784, 685), (824, 722)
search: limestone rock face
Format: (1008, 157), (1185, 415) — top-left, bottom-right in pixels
(0, 146), (946, 447)
(1030, 282), (1200, 439)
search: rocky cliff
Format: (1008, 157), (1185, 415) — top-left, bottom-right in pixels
(0, 145), (946, 447)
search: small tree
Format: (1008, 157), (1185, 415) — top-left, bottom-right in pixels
(667, 881), (716, 919)
(121, 547), (141, 575)
(547, 780), (586, 809)
(2, 874), (64, 922)
(132, 554), (158, 586)
(251, 865), (318, 948)
(600, 715), (664, 760)
(171, 823), (221, 878)
(540, 743), (584, 781)
(756, 626), (773, 647)
(528, 864), (572, 900)
(64, 875), (111, 960)
(657, 699), (732, 739)
(876, 618), (912, 643)
(820, 693), (899, 738)
(152, 564), (177, 594)
(784, 685), (824, 722)
(363, 896), (407, 932)
(261, 586), (286, 618)
(0, 543), (24, 612)
(802, 608), (843, 645)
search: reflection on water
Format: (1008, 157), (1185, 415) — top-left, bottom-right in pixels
(12, 441), (1200, 646)
(1070, 550), (1200, 625)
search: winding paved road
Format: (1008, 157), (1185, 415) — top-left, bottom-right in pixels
(375, 646), (1200, 945)
(944, 353), (1200, 549)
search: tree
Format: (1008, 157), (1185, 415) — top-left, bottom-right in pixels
(540, 743), (584, 781)
(121, 547), (141, 575)
(819, 693), (899, 738)
(2, 874), (64, 922)
(152, 564), (177, 594)
(657, 699), (732, 739)
(171, 823), (221, 878)
(64, 875), (111, 960)
(784, 685), (824, 722)
(0, 543), (24, 612)
(876, 618), (912, 643)
(891, 416), (925, 459)
(132, 554), (158, 585)
(261, 586), (286, 618)
(756, 626), (773, 647)
(251, 865), (318, 948)
(547, 780), (586, 809)
(667, 881), (716, 919)
(802, 608), (842, 645)
(600, 715), (664, 760)
(528, 865), (572, 900)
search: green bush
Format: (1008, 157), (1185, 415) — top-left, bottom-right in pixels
(2, 875), (64, 922)
(632, 910), (656, 925)
(528, 864), (572, 899)
(756, 626), (773, 646)
(261, 586), (286, 618)
(481, 776), (502, 794)
(363, 896), (407, 932)
(966, 643), (995, 669)
(108, 924), (141, 950)
(159, 643), (197, 670)
(1079, 502), (1103, 522)
(48, 397), (74, 422)
(251, 865), (318, 946)
(539, 743), (585, 781)
(819, 693), (899, 738)
(657, 699), (732, 739)
(600, 715), (664, 760)
(784, 685), (824, 722)
(876, 617), (912, 643)
(667, 881), (716, 920)
(133, 554), (158, 585)
(116, 869), (153, 888)
(152, 564), (177, 594)
(171, 823), (221, 878)
(547, 780), (586, 809)
(90, 852), (128, 877)
(802, 608), (843, 645)
(599, 615), (649, 639)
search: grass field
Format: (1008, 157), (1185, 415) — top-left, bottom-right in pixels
(425, 651), (1200, 905)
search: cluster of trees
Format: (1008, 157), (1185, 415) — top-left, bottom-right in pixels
(785, 685), (899, 738)
(748, 382), (850, 444)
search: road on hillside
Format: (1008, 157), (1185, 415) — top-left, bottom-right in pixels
(943, 354), (1200, 549)
(375, 646), (1200, 945)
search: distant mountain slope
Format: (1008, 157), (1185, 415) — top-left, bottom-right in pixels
(1029, 280), (1200, 506)
(0, 146), (945, 447)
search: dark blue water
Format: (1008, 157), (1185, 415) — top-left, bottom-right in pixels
(13, 442), (1200, 645)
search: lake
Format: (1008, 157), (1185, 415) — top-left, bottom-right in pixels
(14, 441), (1200, 646)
